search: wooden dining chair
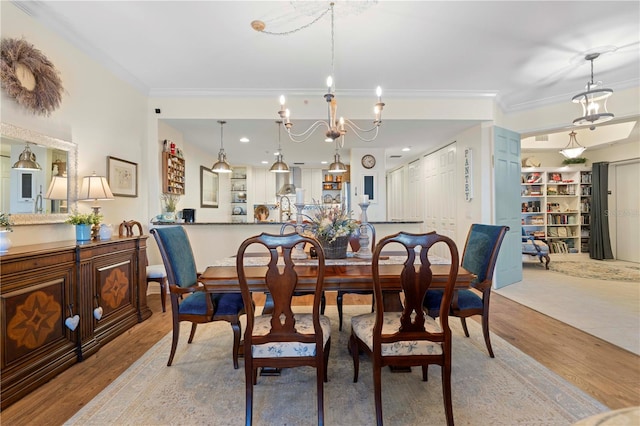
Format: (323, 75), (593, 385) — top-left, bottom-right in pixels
(237, 232), (330, 426)
(336, 222), (376, 330)
(423, 224), (509, 358)
(150, 226), (245, 368)
(349, 231), (459, 426)
(118, 220), (168, 312)
(280, 221), (326, 314)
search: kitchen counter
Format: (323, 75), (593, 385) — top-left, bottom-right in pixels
(148, 221), (424, 270)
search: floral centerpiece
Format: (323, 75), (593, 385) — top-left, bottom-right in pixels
(305, 202), (358, 259)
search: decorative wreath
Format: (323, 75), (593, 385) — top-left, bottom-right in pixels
(1, 37), (63, 116)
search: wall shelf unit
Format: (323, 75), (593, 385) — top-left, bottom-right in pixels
(230, 167), (247, 223)
(521, 167), (590, 254)
(162, 152), (185, 195)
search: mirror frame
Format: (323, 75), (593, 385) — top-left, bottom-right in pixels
(1, 122), (78, 225)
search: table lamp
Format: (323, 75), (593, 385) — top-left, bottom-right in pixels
(44, 175), (68, 213)
(79, 172), (114, 239)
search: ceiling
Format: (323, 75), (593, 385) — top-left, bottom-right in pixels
(14, 1), (640, 170)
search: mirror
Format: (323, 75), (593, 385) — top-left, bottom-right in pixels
(0, 123), (77, 225)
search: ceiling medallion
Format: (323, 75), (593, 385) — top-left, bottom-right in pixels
(0, 38), (64, 116)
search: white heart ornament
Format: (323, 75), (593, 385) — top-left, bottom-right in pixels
(93, 307), (103, 320)
(65, 315), (80, 331)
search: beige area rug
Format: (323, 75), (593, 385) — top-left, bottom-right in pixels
(66, 307), (608, 426)
(548, 260), (640, 282)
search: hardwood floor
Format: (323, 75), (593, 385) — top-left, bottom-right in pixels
(2, 292), (638, 425)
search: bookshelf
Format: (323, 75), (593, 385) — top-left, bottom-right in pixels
(521, 167), (590, 253)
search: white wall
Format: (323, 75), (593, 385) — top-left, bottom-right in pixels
(1, 3), (148, 246)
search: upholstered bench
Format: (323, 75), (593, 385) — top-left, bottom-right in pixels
(522, 229), (550, 269)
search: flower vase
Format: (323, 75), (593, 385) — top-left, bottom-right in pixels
(75, 224), (92, 242)
(0, 230), (12, 253)
(320, 235), (349, 259)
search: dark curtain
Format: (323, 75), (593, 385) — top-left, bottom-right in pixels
(589, 162), (614, 260)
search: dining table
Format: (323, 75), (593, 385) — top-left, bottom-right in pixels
(199, 251), (474, 313)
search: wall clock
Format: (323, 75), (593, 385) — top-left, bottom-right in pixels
(361, 154), (376, 169)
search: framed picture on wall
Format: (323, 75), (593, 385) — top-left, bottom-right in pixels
(201, 166), (219, 208)
(107, 156), (138, 197)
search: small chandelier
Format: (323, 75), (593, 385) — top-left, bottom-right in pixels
(572, 53), (614, 126)
(211, 120), (232, 174)
(270, 120), (290, 173)
(560, 131), (586, 159)
(12, 143), (41, 170)
(265, 2), (385, 143)
(328, 138), (347, 174)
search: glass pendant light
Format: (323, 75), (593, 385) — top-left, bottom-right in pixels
(211, 120), (232, 174)
(559, 131), (586, 159)
(270, 120), (290, 173)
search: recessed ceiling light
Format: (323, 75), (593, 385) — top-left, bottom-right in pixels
(261, 160), (269, 164)
(402, 147), (411, 152)
(240, 137), (250, 143)
(321, 161), (328, 164)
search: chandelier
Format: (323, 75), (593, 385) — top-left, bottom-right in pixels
(256, 2), (385, 144)
(572, 53), (614, 127)
(211, 120), (232, 173)
(560, 131), (586, 159)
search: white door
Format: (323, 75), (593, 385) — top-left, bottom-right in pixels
(614, 162), (640, 263)
(493, 127), (522, 288)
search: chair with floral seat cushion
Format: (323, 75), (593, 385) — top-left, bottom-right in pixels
(150, 226), (245, 368)
(423, 224), (509, 358)
(336, 222), (376, 330)
(349, 231), (459, 426)
(237, 232), (330, 426)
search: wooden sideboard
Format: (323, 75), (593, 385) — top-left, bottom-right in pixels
(0, 236), (151, 409)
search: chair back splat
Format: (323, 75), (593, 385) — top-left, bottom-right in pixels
(424, 223), (509, 358)
(150, 226), (245, 368)
(237, 232), (330, 426)
(349, 231), (459, 426)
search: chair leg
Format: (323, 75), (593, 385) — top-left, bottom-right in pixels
(337, 292), (344, 331)
(231, 320), (241, 369)
(159, 278), (167, 312)
(316, 356), (325, 426)
(481, 312), (495, 358)
(373, 361), (383, 426)
(442, 363), (454, 426)
(167, 320), (180, 366)
(349, 334), (359, 383)
(460, 317), (470, 337)
(245, 356), (253, 426)
(323, 337), (331, 382)
(422, 365), (429, 381)
(187, 323), (198, 343)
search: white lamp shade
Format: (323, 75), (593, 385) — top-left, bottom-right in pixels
(79, 174), (114, 200)
(45, 176), (68, 200)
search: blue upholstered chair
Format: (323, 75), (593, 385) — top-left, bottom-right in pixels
(150, 226), (245, 368)
(237, 232), (330, 426)
(521, 228), (550, 269)
(423, 224), (509, 358)
(350, 231), (459, 426)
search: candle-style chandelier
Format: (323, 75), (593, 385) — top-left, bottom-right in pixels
(254, 2), (385, 145)
(572, 52), (614, 127)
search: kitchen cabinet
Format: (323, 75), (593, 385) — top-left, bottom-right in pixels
(0, 236), (150, 408)
(301, 168), (323, 204)
(251, 167), (276, 205)
(162, 152), (185, 195)
(230, 167), (248, 223)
